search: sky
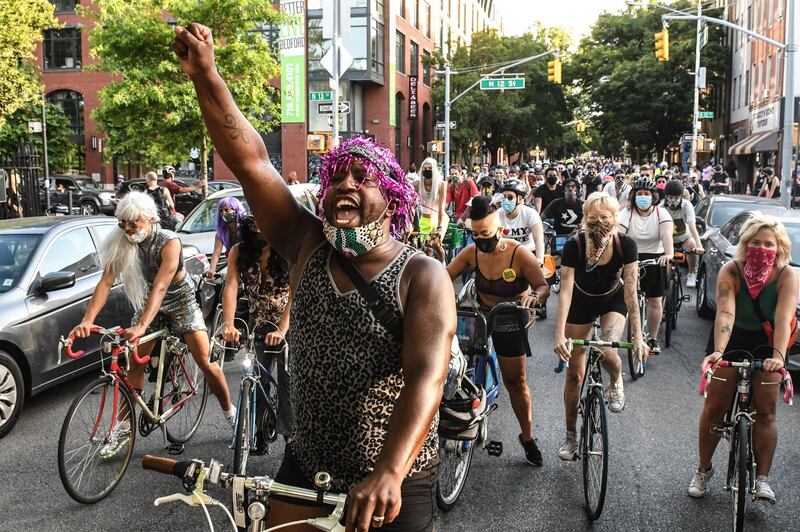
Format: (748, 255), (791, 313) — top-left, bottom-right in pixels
(496, 0), (630, 45)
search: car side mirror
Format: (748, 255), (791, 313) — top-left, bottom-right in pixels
(724, 245), (737, 258)
(38, 271), (76, 293)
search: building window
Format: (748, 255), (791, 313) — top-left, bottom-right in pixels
(371, 19), (385, 74)
(422, 50), (431, 85)
(424, 2), (432, 38)
(252, 22), (280, 56)
(373, 0), (384, 14)
(51, 0), (79, 13)
(409, 0), (418, 27)
(47, 90), (84, 139)
(400, 0), (407, 18)
(396, 31), (405, 74)
(410, 41), (419, 76)
(395, 93), (404, 161)
(308, 17), (368, 72)
(43, 27), (82, 71)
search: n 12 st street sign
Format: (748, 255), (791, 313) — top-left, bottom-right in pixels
(318, 101), (351, 114)
(436, 121), (457, 129)
(698, 111), (715, 119)
(309, 91), (332, 101)
(480, 78), (525, 90)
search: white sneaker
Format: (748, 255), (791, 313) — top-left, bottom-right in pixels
(686, 273), (697, 288)
(558, 431), (578, 461)
(688, 466), (714, 498)
(226, 406), (237, 428)
(100, 419), (131, 460)
(754, 475), (776, 505)
(605, 381), (625, 413)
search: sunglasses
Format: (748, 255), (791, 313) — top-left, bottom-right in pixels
(118, 220), (138, 230)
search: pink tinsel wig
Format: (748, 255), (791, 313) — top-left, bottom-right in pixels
(318, 136), (417, 238)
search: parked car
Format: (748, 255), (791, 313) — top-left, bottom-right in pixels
(0, 216), (209, 438)
(43, 175), (117, 216)
(118, 177), (204, 216)
(696, 211), (800, 374)
(694, 194), (786, 236)
(207, 180), (240, 193)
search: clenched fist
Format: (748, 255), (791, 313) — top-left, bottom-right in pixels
(172, 23), (217, 80)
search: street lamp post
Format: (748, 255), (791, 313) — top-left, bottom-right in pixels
(689, 0), (702, 170)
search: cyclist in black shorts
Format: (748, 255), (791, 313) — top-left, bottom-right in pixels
(553, 192), (647, 460)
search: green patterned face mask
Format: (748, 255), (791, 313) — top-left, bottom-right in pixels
(322, 208), (387, 257)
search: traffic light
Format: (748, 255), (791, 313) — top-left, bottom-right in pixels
(547, 59), (562, 84)
(655, 28), (670, 61)
(576, 121), (586, 133)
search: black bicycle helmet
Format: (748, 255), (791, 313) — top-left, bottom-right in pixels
(664, 180), (684, 197)
(632, 177), (657, 191)
(478, 177), (494, 188)
(499, 178), (528, 197)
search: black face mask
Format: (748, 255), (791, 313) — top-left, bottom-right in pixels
(474, 233), (500, 253)
(422, 169), (433, 179)
(222, 212), (237, 224)
(546, 175), (558, 185)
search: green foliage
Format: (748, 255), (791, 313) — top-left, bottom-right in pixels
(0, 0), (58, 128)
(570, 0), (728, 158)
(0, 101), (80, 172)
(432, 28), (576, 163)
(88, 0), (282, 170)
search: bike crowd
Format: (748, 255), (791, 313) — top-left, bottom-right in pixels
(47, 23), (797, 532)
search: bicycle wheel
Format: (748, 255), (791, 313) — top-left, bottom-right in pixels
(626, 321), (645, 380)
(670, 278), (680, 331)
(436, 437), (475, 511)
(664, 278), (674, 348)
(58, 377), (136, 504)
(209, 306), (226, 369)
(732, 417), (748, 532)
(163, 344), (208, 444)
(233, 379), (252, 476)
(581, 386), (609, 521)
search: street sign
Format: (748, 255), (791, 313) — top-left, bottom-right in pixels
(321, 46), (354, 79)
(310, 91), (332, 102)
(698, 66), (707, 89)
(480, 78), (525, 90)
(436, 121), (457, 129)
(698, 111), (715, 119)
(319, 101), (351, 114)
(28, 121), (42, 133)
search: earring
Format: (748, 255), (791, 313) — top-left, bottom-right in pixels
(498, 239), (507, 252)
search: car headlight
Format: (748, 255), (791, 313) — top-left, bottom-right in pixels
(98, 192), (114, 204)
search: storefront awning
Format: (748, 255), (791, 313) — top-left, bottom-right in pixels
(728, 130), (780, 155)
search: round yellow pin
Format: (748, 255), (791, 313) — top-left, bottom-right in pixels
(502, 268), (517, 282)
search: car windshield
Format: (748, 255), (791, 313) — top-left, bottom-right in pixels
(73, 178), (101, 190)
(0, 235), (40, 293)
(710, 202), (786, 227)
(178, 196), (250, 234)
(783, 223), (800, 266)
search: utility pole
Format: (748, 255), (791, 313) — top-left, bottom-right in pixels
(444, 64), (451, 176)
(690, 0), (702, 170)
(779, 0), (796, 203)
(332, 2), (340, 149)
(41, 92), (50, 212)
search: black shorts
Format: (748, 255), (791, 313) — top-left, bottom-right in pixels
(273, 446), (436, 532)
(639, 253), (666, 298)
(566, 285), (627, 325)
(477, 300), (531, 357)
(704, 325), (774, 360)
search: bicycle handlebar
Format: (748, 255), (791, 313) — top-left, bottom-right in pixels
(62, 326), (150, 365)
(699, 360), (794, 405)
(555, 338), (636, 372)
(142, 455), (182, 476)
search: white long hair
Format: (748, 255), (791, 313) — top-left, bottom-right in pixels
(101, 192), (159, 311)
(420, 157), (443, 206)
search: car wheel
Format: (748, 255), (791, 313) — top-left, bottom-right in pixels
(81, 202), (99, 215)
(0, 351), (25, 439)
(696, 267), (714, 319)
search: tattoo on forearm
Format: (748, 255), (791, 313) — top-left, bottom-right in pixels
(224, 114), (250, 144)
(720, 323), (731, 335)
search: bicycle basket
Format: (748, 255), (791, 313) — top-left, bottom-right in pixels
(456, 309), (488, 357)
(438, 378), (487, 441)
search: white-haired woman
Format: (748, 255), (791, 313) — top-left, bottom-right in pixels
(415, 157), (447, 262)
(553, 192), (649, 461)
(689, 216), (798, 504)
(68, 192), (234, 451)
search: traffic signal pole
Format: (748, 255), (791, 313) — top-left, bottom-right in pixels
(690, 0), (702, 170)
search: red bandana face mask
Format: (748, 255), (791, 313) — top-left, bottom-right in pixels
(743, 246), (778, 299)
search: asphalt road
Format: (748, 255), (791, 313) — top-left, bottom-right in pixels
(2, 286), (799, 531)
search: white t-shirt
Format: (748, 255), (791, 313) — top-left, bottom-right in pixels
(497, 205), (542, 252)
(602, 181), (631, 205)
(618, 206), (672, 254)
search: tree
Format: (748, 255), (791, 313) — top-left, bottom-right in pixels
(432, 28), (576, 165)
(87, 0), (282, 175)
(0, 100), (80, 172)
(570, 0), (727, 159)
(0, 0), (58, 128)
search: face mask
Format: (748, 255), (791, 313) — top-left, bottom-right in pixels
(500, 198), (517, 214)
(322, 207), (387, 257)
(635, 195), (652, 210)
(546, 175), (558, 185)
(656, 182), (667, 191)
(666, 198), (682, 209)
(615, 176), (625, 187)
(474, 231), (500, 253)
(126, 229), (149, 244)
(565, 191), (577, 204)
(222, 211), (237, 223)
(422, 169), (433, 179)
(743, 246), (777, 299)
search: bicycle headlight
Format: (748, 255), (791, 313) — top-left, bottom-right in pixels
(242, 356), (252, 370)
(248, 502), (266, 521)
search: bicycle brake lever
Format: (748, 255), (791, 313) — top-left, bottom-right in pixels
(154, 493), (195, 507)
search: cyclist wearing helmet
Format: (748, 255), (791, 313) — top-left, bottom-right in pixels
(161, 165), (206, 197)
(710, 164), (730, 195)
(618, 177), (674, 354)
(498, 179), (545, 265)
(534, 167), (563, 214)
(662, 180), (704, 287)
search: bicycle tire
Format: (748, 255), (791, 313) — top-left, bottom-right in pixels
(582, 386), (609, 521)
(626, 319), (645, 380)
(732, 417), (748, 532)
(210, 306), (226, 370)
(233, 379), (252, 476)
(664, 278), (674, 348)
(163, 344), (209, 444)
(436, 437), (475, 511)
(671, 279), (680, 331)
(58, 377), (136, 504)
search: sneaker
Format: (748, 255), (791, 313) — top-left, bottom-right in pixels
(226, 406), (237, 428)
(558, 431), (578, 461)
(518, 434), (543, 467)
(647, 338), (661, 355)
(754, 476), (776, 505)
(686, 273), (697, 288)
(605, 380), (625, 413)
(100, 420), (131, 460)
(688, 466), (714, 498)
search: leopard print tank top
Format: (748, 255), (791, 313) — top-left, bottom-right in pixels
(287, 242), (439, 491)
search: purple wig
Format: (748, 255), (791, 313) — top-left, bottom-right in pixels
(318, 136), (417, 238)
(216, 196), (246, 250)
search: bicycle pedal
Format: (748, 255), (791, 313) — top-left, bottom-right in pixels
(166, 442), (185, 455)
(682, 295), (692, 302)
(485, 440), (503, 457)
